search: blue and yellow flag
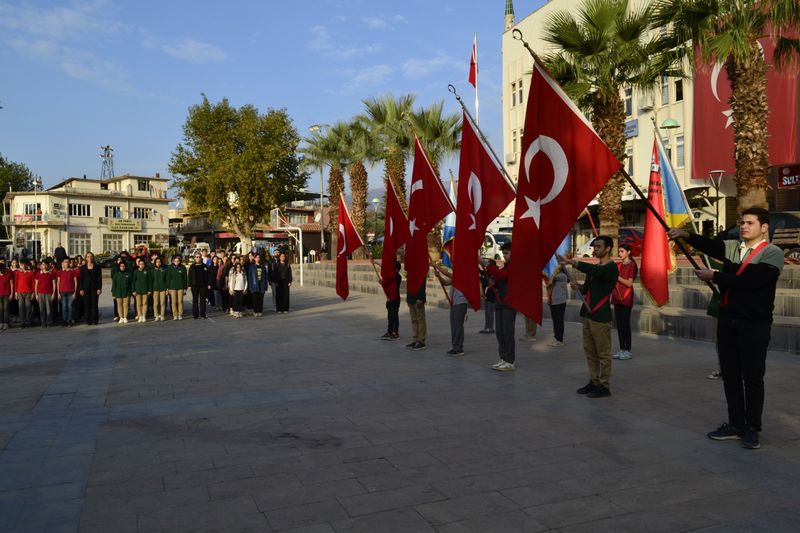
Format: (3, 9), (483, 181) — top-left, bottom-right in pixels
(655, 135), (691, 228)
(441, 174), (457, 267)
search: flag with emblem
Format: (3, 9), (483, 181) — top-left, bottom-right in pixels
(336, 193), (364, 300)
(380, 177), (410, 299)
(641, 141), (671, 306)
(507, 62), (621, 323)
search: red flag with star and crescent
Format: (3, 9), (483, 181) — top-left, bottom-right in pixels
(405, 136), (455, 295)
(452, 110), (516, 310)
(336, 193), (365, 300)
(380, 177), (410, 299)
(641, 141), (670, 306)
(507, 62), (621, 323)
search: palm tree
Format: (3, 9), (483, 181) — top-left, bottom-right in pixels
(542, 0), (683, 240)
(335, 119), (375, 257)
(652, 0), (800, 209)
(362, 94), (416, 210)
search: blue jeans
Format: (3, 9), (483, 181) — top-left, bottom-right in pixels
(37, 293), (53, 325)
(60, 292), (73, 323)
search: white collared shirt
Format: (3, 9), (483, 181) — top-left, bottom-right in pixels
(739, 239), (766, 262)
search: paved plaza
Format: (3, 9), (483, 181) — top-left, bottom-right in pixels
(1, 285), (799, 532)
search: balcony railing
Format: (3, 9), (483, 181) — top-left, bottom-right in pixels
(2, 214), (67, 225)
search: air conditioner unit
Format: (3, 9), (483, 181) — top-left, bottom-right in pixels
(99, 217), (108, 224)
(638, 95), (654, 111)
(505, 152), (517, 164)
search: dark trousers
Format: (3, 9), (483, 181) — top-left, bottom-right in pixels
(386, 299), (400, 334)
(614, 304), (633, 351)
(276, 282), (290, 312)
(717, 318), (771, 432)
(450, 302), (468, 351)
(495, 304), (517, 363)
(483, 299), (495, 330)
(233, 290), (244, 312)
(221, 289), (230, 311)
(84, 291), (99, 324)
(252, 292), (264, 314)
(191, 286), (207, 318)
(550, 302), (566, 342)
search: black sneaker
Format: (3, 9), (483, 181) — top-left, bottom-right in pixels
(576, 382), (597, 395)
(405, 341), (416, 349)
(707, 422), (742, 441)
(380, 332), (392, 340)
(741, 429), (761, 450)
(587, 385), (611, 398)
(447, 349), (465, 357)
(478, 329), (494, 334)
(412, 342), (427, 351)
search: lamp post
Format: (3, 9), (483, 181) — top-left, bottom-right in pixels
(308, 123), (330, 258)
(371, 197), (379, 238)
(32, 175), (42, 261)
(709, 170), (726, 236)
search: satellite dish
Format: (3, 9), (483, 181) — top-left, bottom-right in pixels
(314, 212), (322, 222)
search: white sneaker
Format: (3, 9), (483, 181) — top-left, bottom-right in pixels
(491, 360), (505, 369)
(178, 315), (183, 320)
(494, 361), (515, 372)
(113, 317), (119, 322)
(618, 351), (632, 360)
(547, 339), (564, 347)
(173, 316), (178, 321)
(612, 350), (623, 359)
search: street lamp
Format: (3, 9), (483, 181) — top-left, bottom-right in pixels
(308, 123), (330, 258)
(371, 197), (380, 238)
(709, 170), (726, 236)
(32, 175), (42, 261)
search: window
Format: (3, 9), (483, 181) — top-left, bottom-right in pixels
(661, 77), (670, 105)
(69, 203), (91, 217)
(102, 234), (123, 253)
(23, 203), (41, 216)
(518, 79), (523, 106)
(675, 134), (685, 168)
(68, 233), (92, 256)
(138, 179), (149, 192)
(512, 130), (518, 154)
(104, 205), (122, 219)
(288, 213), (307, 225)
(133, 234), (151, 245)
(511, 82), (517, 107)
(624, 88), (633, 117)
(674, 79), (683, 102)
(100, 183), (108, 190)
(132, 207), (152, 219)
(625, 146), (634, 178)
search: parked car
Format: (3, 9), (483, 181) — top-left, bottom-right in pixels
(577, 227), (644, 257)
(481, 232), (512, 259)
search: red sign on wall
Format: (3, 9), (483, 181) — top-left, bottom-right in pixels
(777, 163), (800, 189)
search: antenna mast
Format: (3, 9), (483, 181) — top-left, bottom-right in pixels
(100, 145), (115, 180)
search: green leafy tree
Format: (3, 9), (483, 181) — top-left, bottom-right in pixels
(0, 153), (34, 194)
(169, 96), (307, 243)
(543, 0), (683, 240)
(652, 0), (800, 209)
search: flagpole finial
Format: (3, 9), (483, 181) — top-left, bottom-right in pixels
(448, 84), (462, 103)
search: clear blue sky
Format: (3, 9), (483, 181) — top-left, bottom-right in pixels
(0, 0), (546, 193)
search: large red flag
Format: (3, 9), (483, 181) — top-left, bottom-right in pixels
(405, 136), (455, 294)
(692, 37), (799, 180)
(508, 62), (621, 323)
(336, 193), (364, 300)
(468, 34), (478, 88)
(641, 141), (670, 306)
(380, 177), (410, 299)
(452, 111), (516, 310)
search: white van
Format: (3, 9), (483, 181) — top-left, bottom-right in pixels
(481, 232), (512, 259)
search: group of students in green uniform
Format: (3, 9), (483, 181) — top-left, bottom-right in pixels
(110, 254), (190, 323)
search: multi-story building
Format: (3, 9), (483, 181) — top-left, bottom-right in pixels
(2, 174), (171, 258)
(501, 0), (739, 242)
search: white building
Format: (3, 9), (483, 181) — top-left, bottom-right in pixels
(2, 174), (172, 258)
(501, 0), (734, 239)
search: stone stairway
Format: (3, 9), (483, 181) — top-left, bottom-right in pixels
(302, 262), (800, 353)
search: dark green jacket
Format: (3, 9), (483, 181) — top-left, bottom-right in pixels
(166, 264), (188, 290)
(132, 268), (151, 294)
(111, 270), (132, 298)
(150, 267), (168, 292)
(576, 260), (618, 323)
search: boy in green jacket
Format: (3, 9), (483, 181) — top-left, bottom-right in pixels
(166, 255), (188, 320)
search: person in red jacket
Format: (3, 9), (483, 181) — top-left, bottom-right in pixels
(35, 259), (58, 327)
(14, 261), (35, 328)
(0, 262), (14, 331)
(56, 258), (79, 326)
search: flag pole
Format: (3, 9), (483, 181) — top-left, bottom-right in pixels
(512, 28), (720, 300)
(474, 32), (479, 125)
(448, 84), (517, 193)
(429, 257), (454, 308)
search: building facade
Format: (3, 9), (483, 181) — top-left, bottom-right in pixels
(2, 174), (171, 258)
(501, 0), (740, 242)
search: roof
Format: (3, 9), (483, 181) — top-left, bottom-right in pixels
(46, 174), (169, 191)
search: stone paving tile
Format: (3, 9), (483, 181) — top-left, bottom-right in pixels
(265, 498), (348, 532)
(435, 509), (549, 533)
(338, 483), (447, 517)
(252, 478), (366, 512)
(332, 508), (435, 532)
(413, 491), (520, 526)
(523, 494), (627, 529)
(136, 494), (268, 533)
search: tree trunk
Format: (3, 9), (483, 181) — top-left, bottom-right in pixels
(728, 50), (770, 210)
(328, 164), (345, 256)
(385, 149), (407, 211)
(349, 160), (368, 259)
(592, 93), (627, 249)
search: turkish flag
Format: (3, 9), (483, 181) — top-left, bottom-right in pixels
(380, 177), (410, 299)
(507, 62), (620, 323)
(641, 141), (670, 306)
(468, 34), (478, 88)
(336, 193), (364, 300)
(692, 38), (799, 179)
(405, 136), (455, 294)
(452, 111), (516, 310)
